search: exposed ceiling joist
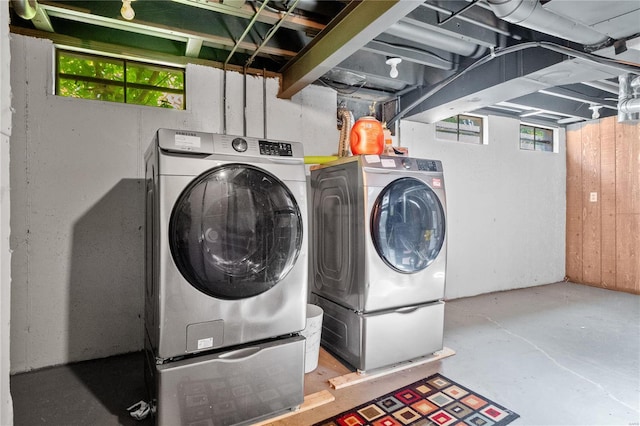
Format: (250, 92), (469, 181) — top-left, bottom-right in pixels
(538, 87), (618, 111)
(278, 0), (423, 99)
(171, 0), (326, 34)
(39, 2), (298, 60)
(509, 92), (614, 120)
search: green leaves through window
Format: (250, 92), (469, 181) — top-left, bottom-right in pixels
(435, 114), (483, 144)
(56, 50), (185, 109)
(520, 125), (554, 152)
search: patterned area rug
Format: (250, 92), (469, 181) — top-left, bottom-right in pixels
(313, 373), (519, 426)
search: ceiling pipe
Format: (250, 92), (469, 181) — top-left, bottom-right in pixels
(385, 21), (486, 58)
(421, 2), (512, 37)
(618, 73), (640, 122)
(12, 0), (38, 20)
(486, 0), (610, 48)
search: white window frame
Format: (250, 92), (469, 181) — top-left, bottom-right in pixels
(435, 113), (487, 145)
(519, 122), (559, 153)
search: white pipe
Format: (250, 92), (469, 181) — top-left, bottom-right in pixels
(11, 0), (38, 20)
(618, 73), (640, 122)
(385, 21), (486, 58)
(631, 75), (640, 95)
(486, 0), (609, 47)
(619, 97), (640, 115)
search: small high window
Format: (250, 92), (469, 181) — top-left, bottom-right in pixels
(435, 114), (484, 144)
(520, 124), (554, 152)
(56, 50), (185, 109)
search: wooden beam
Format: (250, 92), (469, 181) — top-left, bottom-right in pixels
(252, 390), (335, 425)
(278, 0), (422, 99)
(329, 347), (456, 390)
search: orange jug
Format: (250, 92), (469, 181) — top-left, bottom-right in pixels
(350, 116), (384, 155)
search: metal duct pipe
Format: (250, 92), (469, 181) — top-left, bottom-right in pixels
(486, 0), (609, 47)
(385, 21), (486, 58)
(631, 75), (640, 94)
(388, 41), (640, 127)
(11, 0), (38, 19)
(618, 73), (640, 122)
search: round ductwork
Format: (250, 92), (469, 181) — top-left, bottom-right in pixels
(486, 0), (608, 47)
(12, 0), (38, 20)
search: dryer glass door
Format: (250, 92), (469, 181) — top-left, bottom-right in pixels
(371, 177), (445, 273)
(169, 164), (303, 299)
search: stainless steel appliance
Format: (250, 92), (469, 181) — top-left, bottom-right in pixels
(144, 129), (308, 424)
(310, 155), (447, 371)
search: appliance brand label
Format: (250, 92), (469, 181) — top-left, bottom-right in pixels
(381, 159), (396, 168)
(175, 133), (201, 148)
(197, 337), (214, 350)
(432, 178), (442, 188)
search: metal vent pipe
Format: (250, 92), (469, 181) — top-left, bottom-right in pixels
(486, 0), (609, 47)
(618, 74), (640, 122)
(385, 21), (486, 58)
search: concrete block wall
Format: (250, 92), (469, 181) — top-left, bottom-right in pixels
(8, 33), (567, 374)
(400, 117), (566, 299)
(9, 34), (338, 373)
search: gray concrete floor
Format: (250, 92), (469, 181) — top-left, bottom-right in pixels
(10, 282), (640, 425)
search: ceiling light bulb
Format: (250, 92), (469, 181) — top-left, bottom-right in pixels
(121, 0), (135, 20)
(386, 57), (402, 79)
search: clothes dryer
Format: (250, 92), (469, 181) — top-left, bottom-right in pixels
(310, 155), (447, 371)
(144, 129), (308, 362)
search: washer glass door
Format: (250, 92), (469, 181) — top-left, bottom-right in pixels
(169, 164), (303, 299)
(371, 177), (445, 273)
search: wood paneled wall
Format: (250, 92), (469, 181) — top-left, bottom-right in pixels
(566, 116), (639, 294)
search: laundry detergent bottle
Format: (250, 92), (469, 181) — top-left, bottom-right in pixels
(350, 116), (384, 155)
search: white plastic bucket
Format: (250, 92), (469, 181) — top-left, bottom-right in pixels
(300, 304), (324, 373)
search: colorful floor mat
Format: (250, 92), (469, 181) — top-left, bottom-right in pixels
(314, 373), (519, 426)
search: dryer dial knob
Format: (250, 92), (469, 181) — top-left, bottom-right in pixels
(232, 138), (248, 152)
(401, 158), (411, 169)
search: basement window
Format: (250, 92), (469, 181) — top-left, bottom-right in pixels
(56, 50), (185, 109)
(519, 124), (554, 152)
(435, 114), (484, 144)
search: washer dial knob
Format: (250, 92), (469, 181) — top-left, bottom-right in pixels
(232, 137), (248, 152)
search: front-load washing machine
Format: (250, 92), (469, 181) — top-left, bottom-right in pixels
(144, 129), (308, 424)
(310, 155), (447, 371)
(145, 128), (308, 361)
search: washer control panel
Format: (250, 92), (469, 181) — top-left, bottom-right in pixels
(155, 129), (304, 159)
(258, 140), (293, 156)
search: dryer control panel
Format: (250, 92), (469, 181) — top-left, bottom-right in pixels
(361, 155), (442, 173)
(416, 159), (439, 172)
